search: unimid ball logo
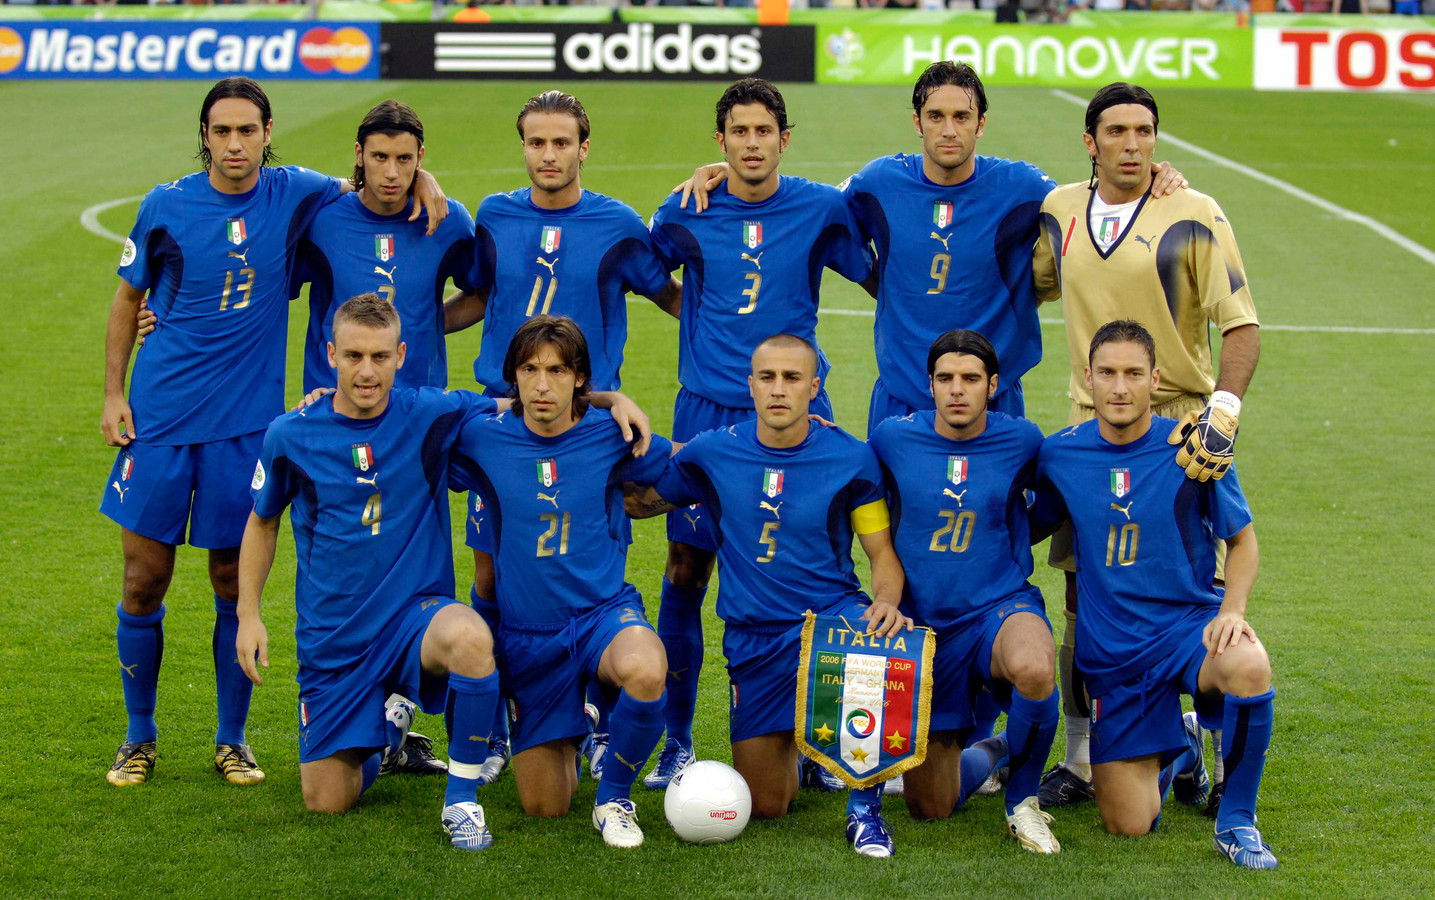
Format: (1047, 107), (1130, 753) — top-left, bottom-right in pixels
(0, 27), (24, 75)
(824, 28), (864, 68)
(709, 809), (739, 820)
(298, 26), (372, 75)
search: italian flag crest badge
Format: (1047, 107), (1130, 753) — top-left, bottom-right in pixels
(541, 226), (561, 254)
(932, 202), (954, 229)
(537, 459), (557, 487)
(352, 443), (375, 472)
(375, 235), (395, 262)
(762, 468), (783, 499)
(226, 218), (247, 245)
(1110, 468), (1131, 498)
(743, 221), (762, 249)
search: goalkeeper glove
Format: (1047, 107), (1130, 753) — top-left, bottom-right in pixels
(1168, 391), (1240, 482)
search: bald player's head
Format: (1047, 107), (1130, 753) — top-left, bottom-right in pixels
(751, 333), (818, 378)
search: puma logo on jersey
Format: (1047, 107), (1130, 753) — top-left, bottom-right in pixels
(119, 661), (139, 678)
(469, 516), (481, 533)
(1110, 502), (1133, 520)
(683, 512), (701, 530)
(536, 257), (557, 277)
(1215, 216), (1227, 225)
(228, 249), (250, 265)
(741, 251), (763, 269)
(667, 667), (689, 682)
(163, 180), (183, 191)
(537, 490), (560, 508)
(468, 734), (490, 743)
(111, 481), (129, 502)
(1133, 235), (1154, 252)
(929, 231), (951, 250)
(943, 488), (967, 506)
(374, 265), (396, 283)
(356, 473), (379, 487)
(759, 500), (782, 518)
(612, 752), (640, 773)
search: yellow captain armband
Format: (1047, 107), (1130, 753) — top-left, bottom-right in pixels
(851, 500), (891, 536)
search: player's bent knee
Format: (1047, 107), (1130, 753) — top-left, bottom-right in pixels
(750, 790), (794, 820)
(906, 788), (957, 821)
(1220, 646), (1272, 697)
(302, 782), (360, 814)
(1007, 652), (1057, 700)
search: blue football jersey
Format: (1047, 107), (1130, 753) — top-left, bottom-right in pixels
(649, 176), (874, 409)
(119, 167), (343, 445)
(449, 408), (672, 627)
(1032, 417), (1253, 693)
(470, 189), (669, 394)
(841, 154), (1056, 412)
(293, 194), (477, 393)
(654, 421), (885, 628)
(250, 388), (497, 674)
(869, 411), (1044, 634)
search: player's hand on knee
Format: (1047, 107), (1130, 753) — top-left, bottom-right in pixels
(135, 298), (157, 346)
(102, 394), (136, 446)
(673, 163), (729, 213)
(1150, 161), (1189, 197)
(236, 616), (270, 686)
(291, 387), (335, 412)
(862, 601), (913, 638)
(1202, 610), (1254, 656)
(410, 170), (449, 236)
(1170, 393), (1239, 482)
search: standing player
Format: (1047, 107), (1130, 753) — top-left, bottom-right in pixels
(1032, 320), (1276, 870)
(869, 330), (1060, 854)
(645, 80), (876, 785)
(634, 334), (911, 858)
(447, 91), (681, 783)
(1032, 83), (1260, 812)
(235, 294), (503, 850)
(294, 100), (483, 395)
(449, 316), (672, 848)
(99, 77), (358, 787)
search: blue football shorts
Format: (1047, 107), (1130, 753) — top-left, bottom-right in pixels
(296, 596), (456, 764)
(499, 596), (653, 755)
(99, 430), (264, 549)
(928, 591), (1050, 734)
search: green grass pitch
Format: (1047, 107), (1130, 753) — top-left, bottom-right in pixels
(1, 79), (1432, 898)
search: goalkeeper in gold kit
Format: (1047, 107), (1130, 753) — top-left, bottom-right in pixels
(1031, 83), (1260, 817)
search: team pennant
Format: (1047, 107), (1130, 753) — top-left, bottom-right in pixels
(541, 226), (561, 254)
(743, 221), (762, 250)
(947, 456), (967, 486)
(375, 235), (395, 262)
(352, 443), (374, 472)
(932, 202), (954, 229)
(226, 218), (247, 245)
(795, 611), (935, 789)
(1110, 468), (1131, 499)
(762, 468), (783, 499)
(537, 458), (557, 487)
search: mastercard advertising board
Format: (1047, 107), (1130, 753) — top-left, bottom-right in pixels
(0, 22), (378, 80)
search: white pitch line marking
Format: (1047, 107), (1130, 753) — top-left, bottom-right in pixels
(1051, 89), (1435, 269)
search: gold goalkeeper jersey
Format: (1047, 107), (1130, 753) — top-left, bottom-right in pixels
(1033, 182), (1258, 407)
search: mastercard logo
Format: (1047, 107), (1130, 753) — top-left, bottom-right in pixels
(298, 26), (371, 75)
(0, 27), (24, 75)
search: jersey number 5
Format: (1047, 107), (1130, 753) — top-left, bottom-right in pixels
(756, 520), (779, 563)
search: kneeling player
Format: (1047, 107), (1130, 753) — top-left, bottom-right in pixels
(635, 335), (911, 857)
(449, 316), (672, 849)
(1033, 320), (1276, 869)
(869, 331), (1060, 854)
(236, 295), (503, 849)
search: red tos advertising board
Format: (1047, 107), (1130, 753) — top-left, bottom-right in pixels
(1255, 25), (1435, 91)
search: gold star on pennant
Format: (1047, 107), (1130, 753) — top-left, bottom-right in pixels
(886, 729), (907, 751)
(813, 722), (835, 743)
(850, 746), (869, 764)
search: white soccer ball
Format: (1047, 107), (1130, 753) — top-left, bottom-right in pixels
(664, 760), (752, 845)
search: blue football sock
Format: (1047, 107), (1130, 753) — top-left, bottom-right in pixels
(1217, 688), (1275, 833)
(1157, 713), (1202, 806)
(360, 752), (382, 795)
(847, 785), (884, 815)
(470, 585), (509, 746)
(444, 671), (499, 807)
(957, 733), (1009, 810)
(212, 596), (252, 746)
(656, 578), (706, 747)
(586, 681), (616, 733)
(116, 603), (164, 744)
(596, 690), (666, 805)
(1004, 687), (1058, 814)
(966, 689), (1003, 745)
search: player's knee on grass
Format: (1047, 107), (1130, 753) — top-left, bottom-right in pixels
(664, 541), (715, 590)
(301, 760), (365, 814)
(1093, 761), (1162, 837)
(1098, 797), (1161, 837)
(903, 735), (961, 820)
(514, 745), (578, 818)
(733, 736), (797, 819)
